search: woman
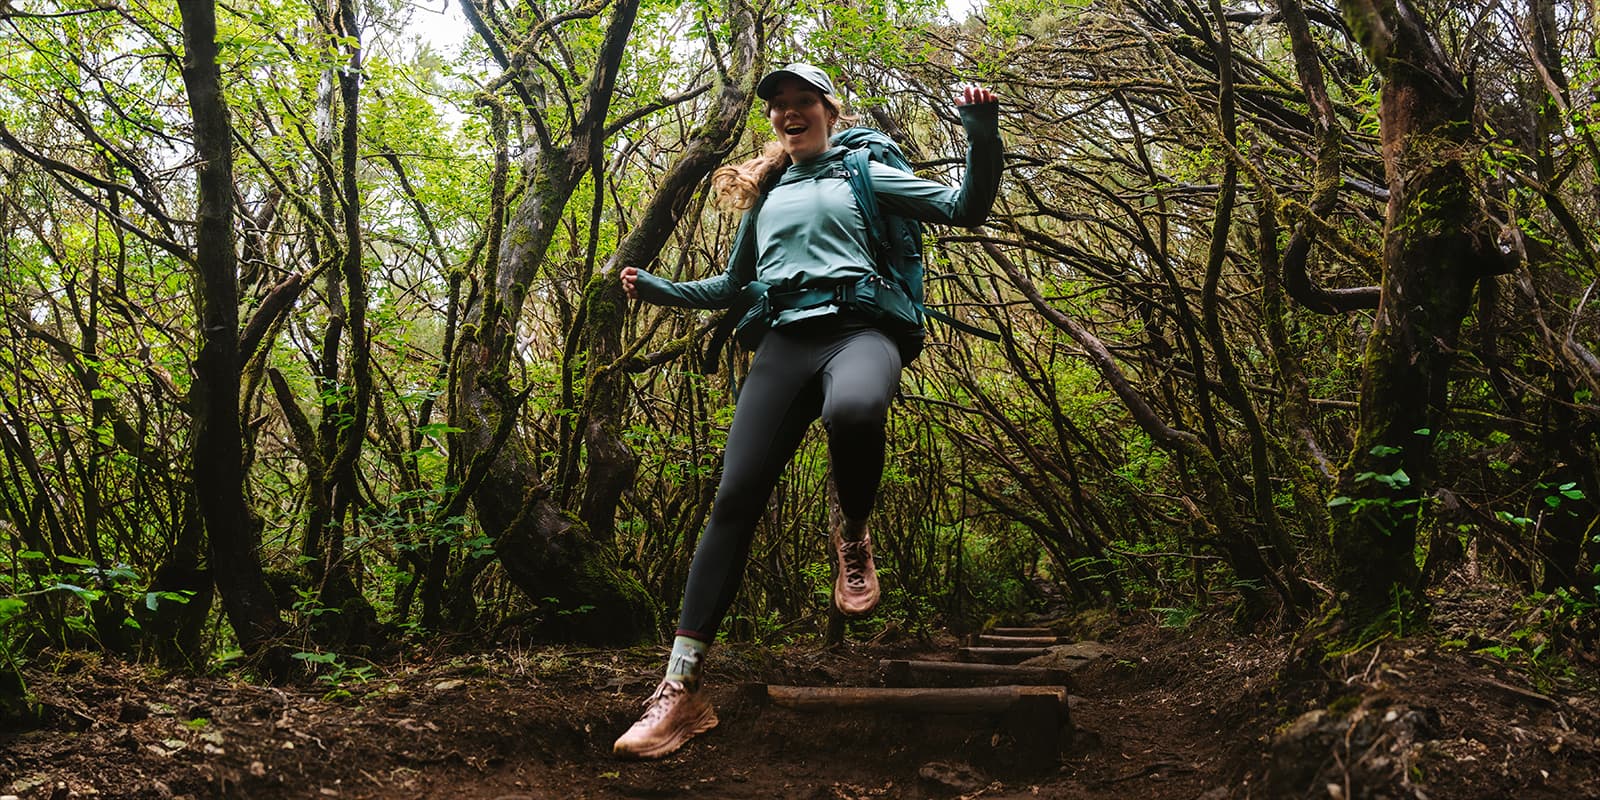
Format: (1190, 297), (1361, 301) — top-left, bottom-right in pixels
(613, 62), (1002, 759)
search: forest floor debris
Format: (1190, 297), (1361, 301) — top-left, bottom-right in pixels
(4, 592), (1597, 798)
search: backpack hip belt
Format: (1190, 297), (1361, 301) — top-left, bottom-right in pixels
(765, 273), (899, 314)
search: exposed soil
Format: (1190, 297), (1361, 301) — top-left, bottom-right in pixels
(5, 591), (1599, 799)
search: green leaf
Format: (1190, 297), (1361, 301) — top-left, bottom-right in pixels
(52, 583), (102, 602)
(144, 591), (191, 611)
(415, 422), (464, 436)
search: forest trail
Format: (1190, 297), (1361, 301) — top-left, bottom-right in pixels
(5, 600), (1599, 799)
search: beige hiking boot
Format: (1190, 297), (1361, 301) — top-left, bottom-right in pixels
(612, 679), (718, 759)
(832, 518), (880, 616)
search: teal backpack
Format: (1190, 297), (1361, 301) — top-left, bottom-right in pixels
(702, 128), (997, 372)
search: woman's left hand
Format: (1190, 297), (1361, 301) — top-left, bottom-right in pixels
(955, 85), (997, 107)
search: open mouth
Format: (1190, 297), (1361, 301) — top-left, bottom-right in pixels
(784, 124), (807, 135)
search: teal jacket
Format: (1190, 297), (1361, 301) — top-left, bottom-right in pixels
(633, 102), (1002, 330)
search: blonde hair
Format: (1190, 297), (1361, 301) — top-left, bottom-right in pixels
(712, 92), (857, 212)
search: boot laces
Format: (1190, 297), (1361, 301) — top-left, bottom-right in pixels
(639, 680), (686, 724)
(839, 538), (872, 589)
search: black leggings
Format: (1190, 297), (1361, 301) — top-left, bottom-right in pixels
(675, 321), (902, 641)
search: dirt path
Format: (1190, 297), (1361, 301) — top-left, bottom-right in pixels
(5, 608), (1598, 798)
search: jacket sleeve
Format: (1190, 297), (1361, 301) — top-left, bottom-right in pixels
(869, 101), (1003, 227)
(632, 207), (759, 309)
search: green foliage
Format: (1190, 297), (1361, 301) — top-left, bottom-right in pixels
(1453, 590), (1596, 691)
(0, 0), (1594, 672)
(1152, 604), (1201, 629)
(292, 649), (377, 697)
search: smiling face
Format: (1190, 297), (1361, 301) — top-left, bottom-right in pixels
(767, 77), (836, 163)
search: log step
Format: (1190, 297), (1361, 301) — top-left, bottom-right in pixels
(959, 646), (1050, 664)
(879, 659), (1073, 689)
(970, 634), (1065, 647)
(748, 684), (1071, 770)
(989, 626), (1054, 637)
(758, 684), (1065, 714)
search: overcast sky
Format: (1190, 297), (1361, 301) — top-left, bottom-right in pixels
(411, 0), (983, 55)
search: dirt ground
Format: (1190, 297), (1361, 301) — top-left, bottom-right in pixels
(5, 590), (1599, 799)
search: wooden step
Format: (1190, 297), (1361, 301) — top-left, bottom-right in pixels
(959, 646), (1050, 664)
(989, 626), (1053, 637)
(757, 684), (1063, 713)
(970, 634), (1065, 647)
(879, 659), (1073, 689)
(745, 683), (1070, 769)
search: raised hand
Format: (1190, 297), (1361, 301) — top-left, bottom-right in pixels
(955, 84), (997, 107)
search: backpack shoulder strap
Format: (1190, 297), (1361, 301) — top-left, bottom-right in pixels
(842, 148), (892, 272)
(844, 142), (1002, 343)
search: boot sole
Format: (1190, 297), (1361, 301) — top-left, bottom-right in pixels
(613, 704), (719, 760)
(834, 575), (881, 617)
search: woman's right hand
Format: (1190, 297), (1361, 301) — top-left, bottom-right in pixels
(619, 266), (639, 300)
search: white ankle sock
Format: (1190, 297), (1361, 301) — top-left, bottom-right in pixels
(665, 635), (708, 687)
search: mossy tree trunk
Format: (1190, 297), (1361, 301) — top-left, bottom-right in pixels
(578, 3), (767, 542)
(450, 0), (654, 642)
(1329, 0), (1516, 628)
(451, 0), (768, 643)
(176, 0), (289, 676)
(298, 0), (379, 651)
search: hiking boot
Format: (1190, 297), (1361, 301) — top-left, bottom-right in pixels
(612, 679), (718, 759)
(832, 518), (880, 616)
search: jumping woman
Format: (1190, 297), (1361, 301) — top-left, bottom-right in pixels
(613, 62), (1002, 759)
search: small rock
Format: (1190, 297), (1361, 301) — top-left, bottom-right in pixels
(1021, 641), (1113, 671)
(248, 762), (267, 778)
(918, 761), (986, 795)
(432, 679), (465, 691)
